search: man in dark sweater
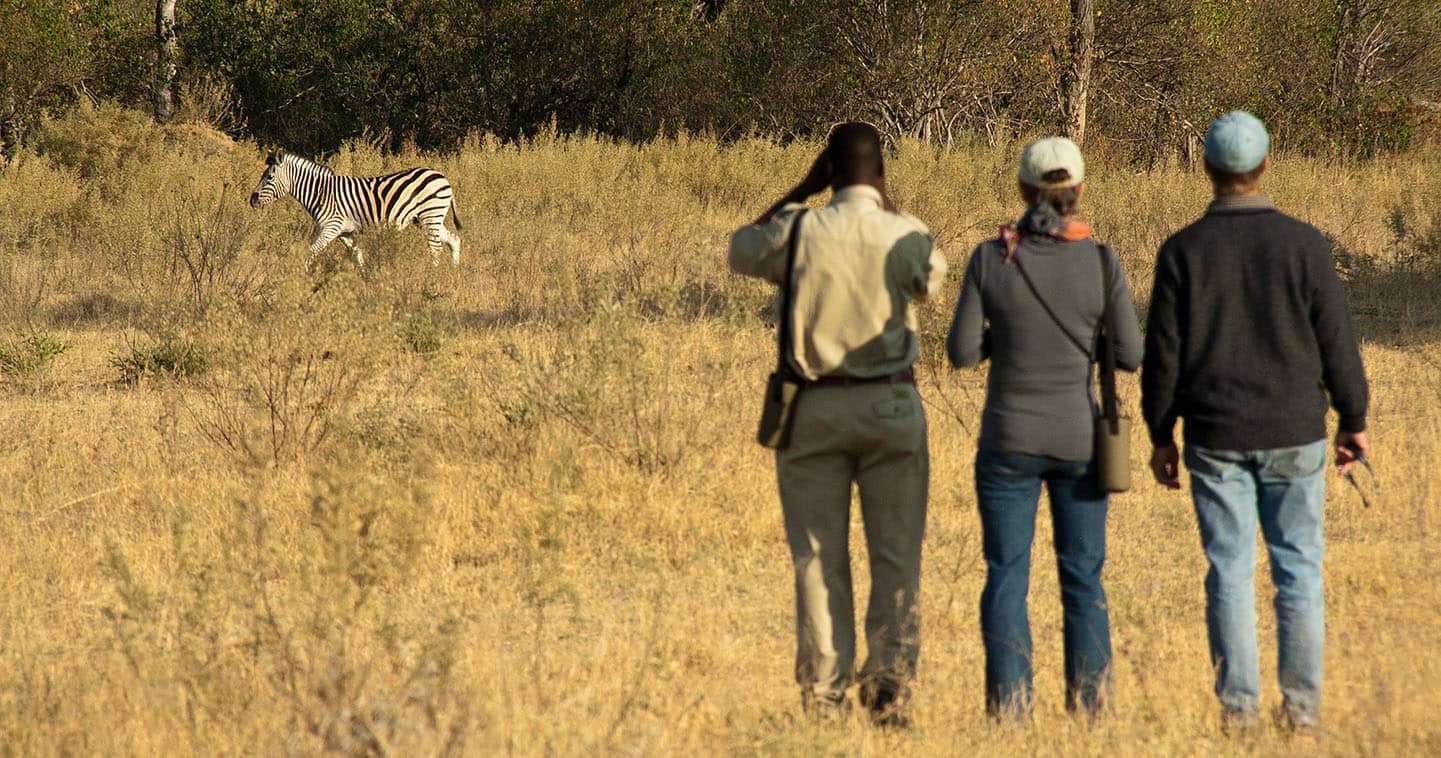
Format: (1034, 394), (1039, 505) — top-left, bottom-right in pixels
(1142, 110), (1369, 731)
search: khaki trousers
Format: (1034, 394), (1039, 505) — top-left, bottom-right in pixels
(776, 382), (929, 701)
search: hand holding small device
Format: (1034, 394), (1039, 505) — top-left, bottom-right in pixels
(1150, 444), (1182, 490)
(1334, 430), (1369, 476)
(1335, 430), (1375, 508)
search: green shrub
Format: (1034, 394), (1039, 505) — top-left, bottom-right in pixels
(33, 101), (239, 180)
(110, 333), (207, 384)
(34, 102), (162, 179)
(0, 327), (68, 378)
(404, 310), (443, 354)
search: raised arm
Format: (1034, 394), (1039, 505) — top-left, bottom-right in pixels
(750, 150), (831, 226)
(729, 207), (802, 283)
(729, 151), (832, 282)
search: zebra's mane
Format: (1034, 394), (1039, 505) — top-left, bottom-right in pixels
(277, 151), (335, 178)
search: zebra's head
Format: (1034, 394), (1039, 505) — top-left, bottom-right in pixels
(250, 151), (290, 209)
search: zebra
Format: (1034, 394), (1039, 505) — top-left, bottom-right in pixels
(249, 150), (463, 270)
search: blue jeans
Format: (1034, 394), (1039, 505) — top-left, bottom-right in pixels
(974, 450), (1111, 718)
(1185, 440), (1327, 724)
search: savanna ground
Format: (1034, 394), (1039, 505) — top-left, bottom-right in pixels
(1, 104), (1439, 755)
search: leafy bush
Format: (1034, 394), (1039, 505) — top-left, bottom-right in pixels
(34, 101), (240, 178)
(33, 102), (163, 179)
(0, 327), (67, 378)
(110, 332), (207, 384)
(404, 310), (443, 354)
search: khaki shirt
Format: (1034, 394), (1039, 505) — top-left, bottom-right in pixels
(729, 185), (946, 380)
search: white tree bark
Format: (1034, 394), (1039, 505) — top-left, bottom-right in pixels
(1062, 0), (1095, 144)
(155, 0), (177, 122)
(691, 0), (724, 22)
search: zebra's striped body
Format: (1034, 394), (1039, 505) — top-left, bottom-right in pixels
(249, 151), (462, 269)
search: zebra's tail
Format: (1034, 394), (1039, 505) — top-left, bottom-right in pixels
(449, 200), (463, 231)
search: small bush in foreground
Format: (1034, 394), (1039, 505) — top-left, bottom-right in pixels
(0, 327), (67, 379)
(404, 310), (443, 354)
(191, 276), (393, 467)
(110, 333), (207, 384)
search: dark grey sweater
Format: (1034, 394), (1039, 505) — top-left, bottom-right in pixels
(1141, 196), (1368, 449)
(948, 212), (1144, 460)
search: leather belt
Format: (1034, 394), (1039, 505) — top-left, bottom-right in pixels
(808, 369), (915, 388)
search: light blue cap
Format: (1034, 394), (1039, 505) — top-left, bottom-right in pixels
(1204, 111), (1269, 173)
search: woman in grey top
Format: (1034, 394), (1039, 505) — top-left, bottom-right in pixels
(947, 137), (1143, 720)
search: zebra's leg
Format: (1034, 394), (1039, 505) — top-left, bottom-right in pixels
(339, 233), (365, 275)
(445, 226), (461, 267)
(424, 222), (446, 267)
(307, 224), (344, 271)
(422, 215), (461, 267)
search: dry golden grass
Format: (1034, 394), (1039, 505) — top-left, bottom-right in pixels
(1, 104), (1440, 755)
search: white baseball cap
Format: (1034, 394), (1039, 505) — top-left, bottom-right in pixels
(1019, 137), (1085, 189)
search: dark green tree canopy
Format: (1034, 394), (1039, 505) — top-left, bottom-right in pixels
(4, 0), (1440, 160)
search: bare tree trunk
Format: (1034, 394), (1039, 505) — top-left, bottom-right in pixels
(0, 118), (13, 164)
(1182, 127), (1199, 171)
(1061, 0), (1095, 144)
(691, 0), (724, 22)
(155, 0), (177, 122)
(1, 83), (17, 164)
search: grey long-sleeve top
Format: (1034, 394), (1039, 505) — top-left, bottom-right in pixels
(948, 232), (1143, 460)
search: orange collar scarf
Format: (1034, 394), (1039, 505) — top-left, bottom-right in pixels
(999, 218), (1093, 260)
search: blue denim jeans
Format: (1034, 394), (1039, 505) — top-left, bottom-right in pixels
(1185, 440), (1327, 724)
(974, 450), (1111, 718)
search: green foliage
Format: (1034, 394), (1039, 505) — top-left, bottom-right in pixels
(170, 0), (1441, 159)
(0, 0), (148, 158)
(110, 332), (207, 384)
(34, 102), (164, 178)
(403, 310), (443, 355)
(0, 326), (67, 379)
(180, 0), (711, 154)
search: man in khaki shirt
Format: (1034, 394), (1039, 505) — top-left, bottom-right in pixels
(729, 123), (946, 725)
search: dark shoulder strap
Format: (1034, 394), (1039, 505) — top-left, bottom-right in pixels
(1095, 244), (1120, 422)
(777, 210), (808, 375)
(1096, 244), (1114, 328)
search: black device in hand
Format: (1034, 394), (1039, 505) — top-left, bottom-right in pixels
(1340, 441), (1377, 508)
